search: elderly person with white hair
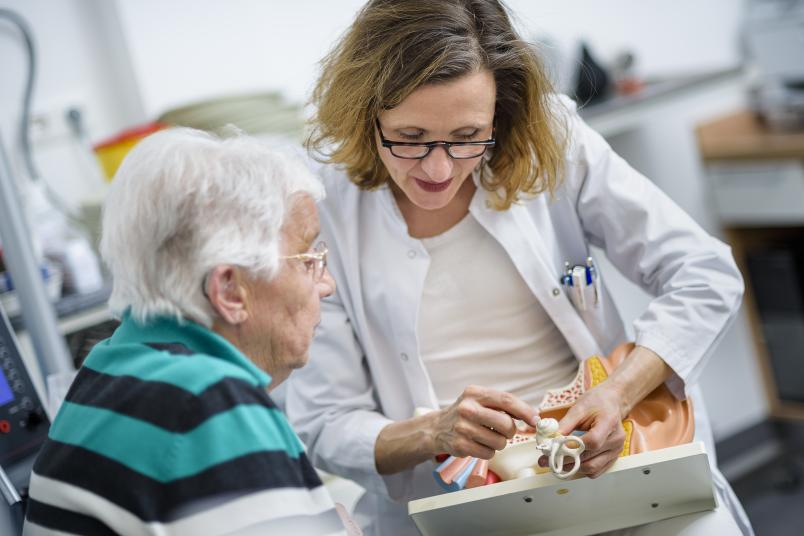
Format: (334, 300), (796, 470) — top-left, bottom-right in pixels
(22, 128), (343, 535)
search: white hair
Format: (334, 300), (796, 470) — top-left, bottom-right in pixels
(100, 127), (324, 327)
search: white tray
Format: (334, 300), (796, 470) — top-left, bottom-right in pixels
(408, 442), (716, 536)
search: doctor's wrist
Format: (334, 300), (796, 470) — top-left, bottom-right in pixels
(606, 345), (672, 418)
(374, 413), (440, 475)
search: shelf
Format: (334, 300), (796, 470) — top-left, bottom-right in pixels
(10, 284), (112, 335)
(579, 68), (744, 138)
(697, 110), (804, 162)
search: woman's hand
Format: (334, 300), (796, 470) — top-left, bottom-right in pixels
(430, 385), (538, 460)
(553, 384), (626, 478)
(549, 345), (673, 479)
(374, 385), (537, 475)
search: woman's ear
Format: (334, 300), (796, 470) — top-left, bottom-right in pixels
(205, 265), (249, 324)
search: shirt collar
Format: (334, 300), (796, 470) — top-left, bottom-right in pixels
(111, 312), (272, 387)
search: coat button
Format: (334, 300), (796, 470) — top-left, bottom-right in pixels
(552, 288), (561, 296)
(485, 200), (492, 209)
(400, 352), (409, 361)
(408, 250), (417, 259)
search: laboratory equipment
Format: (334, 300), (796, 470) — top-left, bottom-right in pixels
(743, 0), (804, 129)
(0, 304), (51, 535)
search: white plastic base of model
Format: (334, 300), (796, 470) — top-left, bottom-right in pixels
(408, 442), (716, 536)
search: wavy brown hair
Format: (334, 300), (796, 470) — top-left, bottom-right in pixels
(307, 0), (567, 210)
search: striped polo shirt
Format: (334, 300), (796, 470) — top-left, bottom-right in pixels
(23, 314), (343, 535)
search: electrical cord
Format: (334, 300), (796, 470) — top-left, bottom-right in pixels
(0, 8), (39, 181)
(0, 8), (79, 219)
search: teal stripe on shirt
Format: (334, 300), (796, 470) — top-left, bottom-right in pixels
(107, 314), (270, 387)
(49, 401), (305, 482)
(83, 344), (260, 394)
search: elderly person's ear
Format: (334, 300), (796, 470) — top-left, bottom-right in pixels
(206, 265), (248, 324)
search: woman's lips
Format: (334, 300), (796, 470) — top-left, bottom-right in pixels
(414, 177), (452, 193)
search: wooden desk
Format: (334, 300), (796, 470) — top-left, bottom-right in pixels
(697, 110), (804, 161)
(697, 111), (804, 420)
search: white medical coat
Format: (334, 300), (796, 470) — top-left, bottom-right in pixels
(285, 97), (751, 535)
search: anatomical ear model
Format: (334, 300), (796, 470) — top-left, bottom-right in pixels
(431, 343), (694, 492)
(434, 417), (585, 490)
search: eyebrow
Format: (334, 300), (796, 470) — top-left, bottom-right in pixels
(387, 123), (489, 135)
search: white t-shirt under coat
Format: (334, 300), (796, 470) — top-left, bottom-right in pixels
(418, 212), (577, 408)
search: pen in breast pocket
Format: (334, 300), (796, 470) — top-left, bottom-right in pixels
(586, 256), (600, 305)
(561, 257), (599, 310)
(571, 265), (585, 310)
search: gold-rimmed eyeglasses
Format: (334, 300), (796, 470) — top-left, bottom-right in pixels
(201, 241), (329, 299)
(280, 241), (328, 282)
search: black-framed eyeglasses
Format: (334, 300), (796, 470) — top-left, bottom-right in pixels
(375, 119), (495, 160)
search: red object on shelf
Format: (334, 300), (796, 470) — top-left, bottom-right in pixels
(93, 122), (166, 151)
(615, 77), (645, 96)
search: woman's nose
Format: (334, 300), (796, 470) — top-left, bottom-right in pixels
(420, 145), (453, 182)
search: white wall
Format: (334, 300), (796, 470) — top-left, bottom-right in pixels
(0, 0), (145, 209)
(0, 0), (767, 439)
(112, 0), (368, 117)
(113, 0), (746, 116)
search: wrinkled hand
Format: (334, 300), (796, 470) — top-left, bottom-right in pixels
(548, 385), (626, 478)
(431, 385), (537, 460)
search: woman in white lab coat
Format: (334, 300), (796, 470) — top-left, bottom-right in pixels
(285, 1), (753, 534)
